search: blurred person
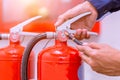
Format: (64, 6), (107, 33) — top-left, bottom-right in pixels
(55, 0), (120, 76)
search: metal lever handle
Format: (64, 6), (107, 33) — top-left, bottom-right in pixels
(64, 29), (98, 36)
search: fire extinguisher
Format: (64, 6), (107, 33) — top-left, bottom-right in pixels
(38, 31), (82, 80)
(21, 30), (84, 80)
(0, 32), (34, 80)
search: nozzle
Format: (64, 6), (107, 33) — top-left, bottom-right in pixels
(64, 31), (83, 45)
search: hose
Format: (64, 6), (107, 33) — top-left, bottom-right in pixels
(0, 34), (1, 40)
(21, 33), (47, 80)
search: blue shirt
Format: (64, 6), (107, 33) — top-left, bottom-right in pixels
(88, 0), (120, 19)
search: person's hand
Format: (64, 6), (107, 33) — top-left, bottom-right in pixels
(55, 1), (98, 31)
(74, 29), (90, 40)
(77, 42), (120, 76)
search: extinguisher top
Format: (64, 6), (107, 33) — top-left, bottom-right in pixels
(56, 30), (68, 42)
(9, 32), (20, 44)
(0, 32), (25, 60)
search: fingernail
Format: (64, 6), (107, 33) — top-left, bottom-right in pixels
(80, 52), (84, 55)
(79, 52), (83, 56)
(54, 23), (57, 26)
(54, 22), (59, 26)
(76, 45), (81, 48)
(82, 42), (88, 46)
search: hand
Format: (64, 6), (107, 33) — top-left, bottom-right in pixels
(76, 42), (120, 76)
(55, 1), (98, 31)
(74, 29), (90, 40)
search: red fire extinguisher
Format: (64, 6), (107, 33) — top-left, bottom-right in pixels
(21, 31), (82, 80)
(0, 32), (34, 80)
(37, 39), (81, 80)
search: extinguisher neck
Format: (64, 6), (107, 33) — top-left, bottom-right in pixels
(10, 41), (20, 46)
(9, 32), (21, 46)
(55, 40), (67, 46)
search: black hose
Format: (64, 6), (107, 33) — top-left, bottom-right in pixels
(0, 34), (1, 40)
(21, 33), (47, 80)
(64, 31), (83, 45)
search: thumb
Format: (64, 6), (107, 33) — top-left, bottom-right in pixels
(55, 1), (91, 27)
(88, 42), (101, 49)
(76, 45), (93, 57)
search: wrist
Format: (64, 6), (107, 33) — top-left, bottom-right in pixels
(88, 0), (113, 19)
(85, 1), (98, 19)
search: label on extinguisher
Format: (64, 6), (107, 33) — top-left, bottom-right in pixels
(9, 32), (20, 42)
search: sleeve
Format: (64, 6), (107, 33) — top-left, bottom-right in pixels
(88, 0), (120, 19)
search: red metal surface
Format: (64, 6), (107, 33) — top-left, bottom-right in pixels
(91, 21), (100, 34)
(0, 42), (24, 80)
(0, 33), (34, 80)
(38, 40), (82, 80)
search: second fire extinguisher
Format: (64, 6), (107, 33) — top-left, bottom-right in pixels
(0, 32), (34, 80)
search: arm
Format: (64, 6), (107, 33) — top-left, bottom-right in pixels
(88, 0), (120, 19)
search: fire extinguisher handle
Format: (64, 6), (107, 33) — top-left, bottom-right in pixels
(65, 29), (98, 36)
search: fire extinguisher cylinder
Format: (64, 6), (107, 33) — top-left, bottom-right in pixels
(37, 31), (82, 80)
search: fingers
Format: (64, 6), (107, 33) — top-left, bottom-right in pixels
(76, 45), (93, 57)
(77, 45), (97, 66)
(54, 9), (75, 27)
(75, 29), (90, 40)
(80, 52), (92, 65)
(54, 14), (67, 27)
(55, 1), (90, 27)
(88, 42), (101, 49)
